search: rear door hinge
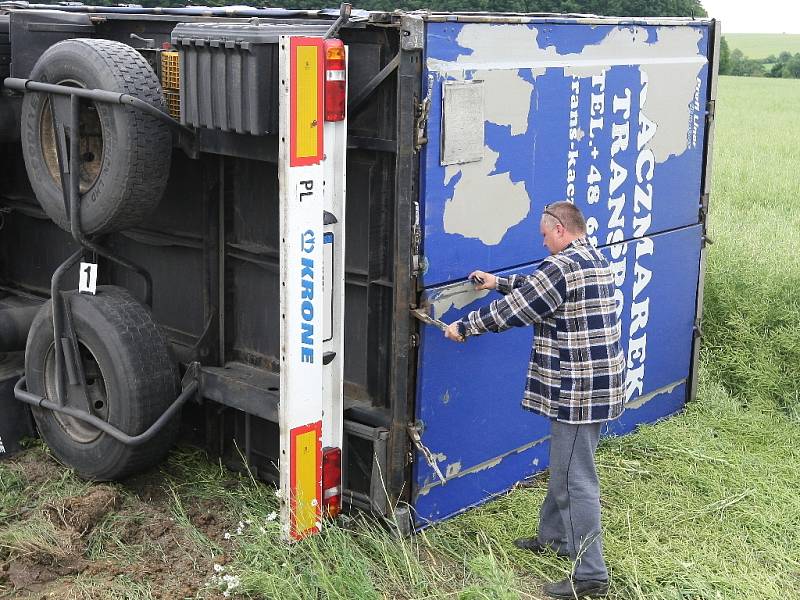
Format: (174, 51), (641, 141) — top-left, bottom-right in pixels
(411, 200), (423, 276)
(406, 421), (446, 485)
(699, 193), (713, 246)
(706, 99), (716, 124)
(414, 74), (434, 152)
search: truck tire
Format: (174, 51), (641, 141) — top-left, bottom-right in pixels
(21, 38), (171, 235)
(25, 286), (179, 480)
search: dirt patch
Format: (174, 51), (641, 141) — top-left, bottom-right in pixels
(5, 449), (63, 488)
(54, 485), (120, 533)
(188, 498), (233, 544)
(3, 555), (87, 590)
(1, 449), (234, 599)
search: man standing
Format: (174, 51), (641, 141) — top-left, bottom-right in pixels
(444, 201), (625, 600)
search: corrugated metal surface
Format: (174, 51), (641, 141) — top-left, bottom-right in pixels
(413, 19), (712, 526)
(172, 22), (328, 135)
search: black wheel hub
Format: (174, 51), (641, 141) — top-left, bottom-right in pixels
(43, 341), (110, 444)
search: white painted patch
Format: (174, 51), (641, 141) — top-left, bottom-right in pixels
(415, 435), (549, 497)
(625, 379), (685, 410)
(428, 279), (492, 319)
(446, 461), (462, 478)
(442, 147), (531, 245)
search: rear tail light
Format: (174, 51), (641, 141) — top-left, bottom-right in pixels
(324, 39), (346, 122)
(322, 446), (342, 518)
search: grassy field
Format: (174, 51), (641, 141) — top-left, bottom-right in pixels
(725, 33), (800, 59)
(3, 75), (800, 599)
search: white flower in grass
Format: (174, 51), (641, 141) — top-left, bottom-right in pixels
(266, 511), (278, 521)
(213, 571), (241, 598)
(223, 532), (231, 540)
(274, 488), (283, 499)
(213, 564), (225, 573)
(314, 521), (322, 530)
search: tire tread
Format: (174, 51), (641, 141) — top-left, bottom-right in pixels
(26, 286), (179, 480)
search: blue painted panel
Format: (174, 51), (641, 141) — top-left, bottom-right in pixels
(413, 384), (687, 526)
(412, 224), (702, 526)
(420, 21), (710, 286)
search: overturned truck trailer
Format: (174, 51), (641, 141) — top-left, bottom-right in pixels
(0, 4), (719, 537)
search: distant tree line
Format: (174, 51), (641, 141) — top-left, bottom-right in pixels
(718, 37), (800, 79)
(88, 0), (706, 16)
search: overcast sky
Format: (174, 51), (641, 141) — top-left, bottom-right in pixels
(702, 0), (800, 33)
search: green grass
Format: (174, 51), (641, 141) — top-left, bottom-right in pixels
(725, 33), (800, 59)
(4, 75), (800, 599)
(703, 76), (800, 418)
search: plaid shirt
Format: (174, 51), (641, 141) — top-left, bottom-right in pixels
(459, 237), (625, 424)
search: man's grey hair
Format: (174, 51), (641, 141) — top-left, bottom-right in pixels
(541, 201), (587, 234)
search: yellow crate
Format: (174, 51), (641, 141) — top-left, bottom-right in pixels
(164, 90), (180, 120)
(161, 52), (180, 119)
(161, 51), (180, 89)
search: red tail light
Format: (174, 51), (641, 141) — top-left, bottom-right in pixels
(324, 39), (346, 122)
(322, 446), (342, 518)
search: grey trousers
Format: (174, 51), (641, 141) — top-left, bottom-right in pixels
(537, 420), (608, 581)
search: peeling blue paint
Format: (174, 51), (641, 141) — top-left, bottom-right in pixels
(534, 23), (616, 55)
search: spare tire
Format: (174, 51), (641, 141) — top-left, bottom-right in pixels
(21, 38), (171, 235)
(25, 286), (179, 480)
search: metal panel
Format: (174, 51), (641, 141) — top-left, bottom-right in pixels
(419, 21), (711, 287)
(441, 81), (485, 165)
(412, 224), (702, 525)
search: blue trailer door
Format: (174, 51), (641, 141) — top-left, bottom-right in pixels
(412, 18), (713, 527)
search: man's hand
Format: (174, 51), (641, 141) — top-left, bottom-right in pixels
(444, 322), (465, 343)
(468, 270), (497, 290)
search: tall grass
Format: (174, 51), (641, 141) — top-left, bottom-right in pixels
(703, 76), (800, 418)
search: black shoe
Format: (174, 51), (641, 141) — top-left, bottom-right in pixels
(544, 577), (608, 599)
(512, 537), (570, 558)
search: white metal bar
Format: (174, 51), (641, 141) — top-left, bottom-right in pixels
(278, 35), (326, 542)
(321, 47), (348, 453)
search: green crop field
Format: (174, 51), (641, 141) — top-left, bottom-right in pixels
(725, 33), (800, 59)
(3, 75), (800, 599)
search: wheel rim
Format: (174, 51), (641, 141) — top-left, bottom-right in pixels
(43, 340), (110, 444)
(39, 79), (105, 196)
